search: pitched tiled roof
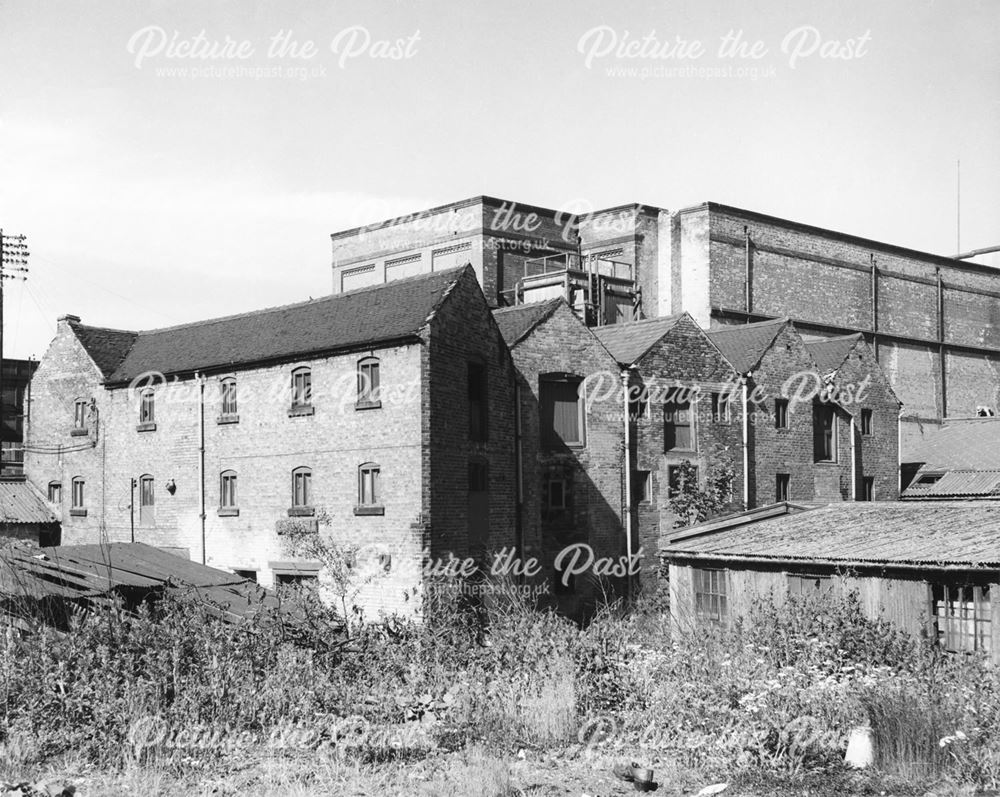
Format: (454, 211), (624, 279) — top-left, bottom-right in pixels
(903, 418), (1000, 470)
(806, 334), (862, 374)
(707, 319), (790, 374)
(77, 267), (469, 385)
(0, 480), (58, 525)
(591, 315), (685, 365)
(663, 501), (1000, 567)
(492, 299), (562, 347)
(70, 324), (139, 379)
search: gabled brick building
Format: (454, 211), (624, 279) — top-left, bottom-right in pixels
(708, 319), (900, 507)
(24, 266), (516, 616)
(493, 299), (626, 614)
(594, 314), (744, 571)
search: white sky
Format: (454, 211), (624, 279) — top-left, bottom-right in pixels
(1, 0), (998, 359)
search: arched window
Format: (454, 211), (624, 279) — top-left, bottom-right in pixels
(291, 466), (312, 509)
(139, 474), (154, 525)
(220, 470), (237, 511)
(356, 357), (381, 408)
(358, 462), (380, 507)
(73, 398), (89, 431)
(70, 477), (86, 516)
(290, 367), (312, 409)
(138, 388), (155, 427)
(220, 378), (238, 417)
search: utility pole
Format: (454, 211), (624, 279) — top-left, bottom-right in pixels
(0, 230), (30, 476)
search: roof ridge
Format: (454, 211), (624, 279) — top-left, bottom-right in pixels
(122, 266), (468, 337)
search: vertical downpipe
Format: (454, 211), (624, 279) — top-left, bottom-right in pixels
(513, 381), (523, 571)
(741, 376), (750, 509)
(621, 370), (633, 598)
(850, 416), (857, 501)
(744, 226), (753, 320)
(936, 268), (947, 418)
(197, 372), (206, 565)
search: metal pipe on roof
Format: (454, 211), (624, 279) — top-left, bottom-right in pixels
(953, 244), (1000, 260)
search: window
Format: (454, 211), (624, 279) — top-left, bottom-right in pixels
(290, 367), (312, 411)
(788, 574), (833, 595)
(711, 392), (731, 424)
(291, 467), (312, 514)
(220, 378), (238, 418)
(664, 401), (693, 451)
(628, 384), (648, 421)
(667, 464), (698, 499)
(356, 463), (383, 515)
(813, 404), (838, 462)
(468, 361), (488, 442)
(776, 473), (790, 502)
(860, 408), (873, 436)
(356, 357), (381, 408)
(633, 470), (652, 504)
(274, 572), (319, 594)
(933, 584), (991, 654)
(774, 398), (789, 429)
(546, 477), (567, 510)
(73, 399), (89, 430)
(219, 470), (238, 515)
(693, 568), (728, 624)
(139, 475), (154, 526)
(70, 477), (86, 516)
(234, 569), (257, 583)
(48, 482), (62, 503)
(540, 375), (585, 447)
(861, 476), (874, 501)
(138, 388), (155, 429)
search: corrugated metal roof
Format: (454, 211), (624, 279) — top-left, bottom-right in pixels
(0, 480), (59, 525)
(592, 315), (685, 365)
(663, 501), (1000, 568)
(902, 470), (1000, 498)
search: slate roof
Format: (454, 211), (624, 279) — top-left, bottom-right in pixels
(0, 480), (58, 525)
(71, 267), (470, 385)
(706, 318), (790, 374)
(805, 334), (862, 374)
(591, 314), (685, 365)
(663, 501), (1000, 568)
(903, 418), (1000, 470)
(492, 299), (562, 347)
(70, 324), (139, 379)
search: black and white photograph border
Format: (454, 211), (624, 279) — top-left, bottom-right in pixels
(1, 1), (999, 795)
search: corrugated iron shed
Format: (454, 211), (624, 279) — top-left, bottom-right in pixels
(663, 501), (1000, 569)
(903, 470), (1000, 499)
(0, 480), (59, 525)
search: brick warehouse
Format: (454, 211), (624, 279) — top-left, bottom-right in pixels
(328, 196), (1000, 450)
(493, 299), (628, 614)
(23, 266), (517, 617)
(708, 319), (900, 508)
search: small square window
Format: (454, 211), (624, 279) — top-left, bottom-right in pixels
(633, 470), (651, 503)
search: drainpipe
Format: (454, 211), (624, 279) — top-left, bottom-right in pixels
(897, 408), (903, 496)
(197, 372), (206, 565)
(513, 381), (523, 574)
(741, 375), (750, 509)
(850, 415), (857, 501)
(621, 369), (633, 598)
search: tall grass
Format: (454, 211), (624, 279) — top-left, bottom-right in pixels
(2, 578), (1000, 791)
